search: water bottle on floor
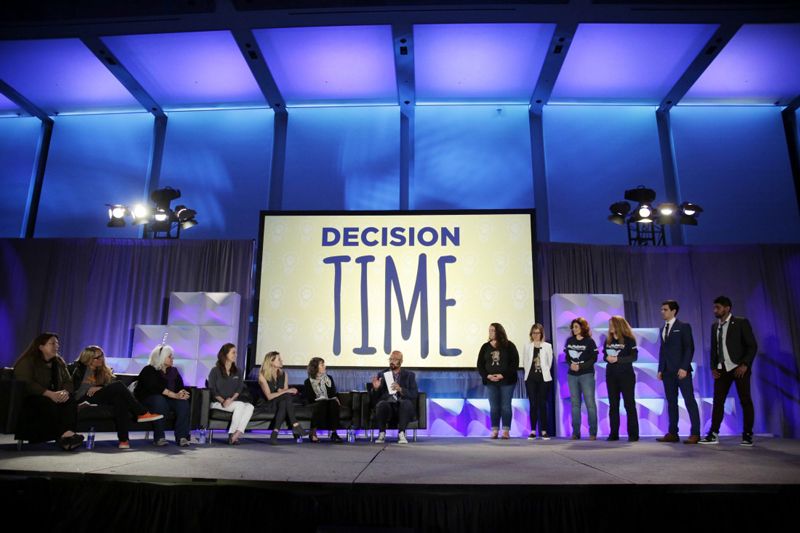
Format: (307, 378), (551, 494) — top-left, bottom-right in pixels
(198, 426), (207, 445)
(86, 427), (95, 450)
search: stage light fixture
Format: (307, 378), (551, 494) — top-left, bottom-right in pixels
(105, 187), (198, 239)
(609, 186), (702, 246)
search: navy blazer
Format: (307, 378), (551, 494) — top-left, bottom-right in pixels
(658, 319), (695, 374)
(710, 316), (758, 369)
(370, 368), (419, 405)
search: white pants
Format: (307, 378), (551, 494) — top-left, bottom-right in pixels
(211, 401), (254, 434)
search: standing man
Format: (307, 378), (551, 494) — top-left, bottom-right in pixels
(656, 300), (701, 444)
(371, 350), (418, 444)
(700, 296), (758, 446)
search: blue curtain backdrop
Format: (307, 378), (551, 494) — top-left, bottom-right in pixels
(1, 238), (797, 436)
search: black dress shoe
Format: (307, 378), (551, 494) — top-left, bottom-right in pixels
(628, 436), (639, 442)
(330, 432), (343, 443)
(606, 435), (619, 441)
(270, 430), (279, 445)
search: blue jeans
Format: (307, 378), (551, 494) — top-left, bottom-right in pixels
(142, 394), (191, 442)
(486, 383), (515, 430)
(567, 373), (597, 437)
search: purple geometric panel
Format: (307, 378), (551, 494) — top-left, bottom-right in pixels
(194, 358), (218, 388)
(427, 398), (531, 437)
(684, 24), (800, 105)
(0, 38), (140, 114)
(551, 294), (624, 331)
(414, 23), (555, 103)
(551, 23), (717, 104)
(253, 25), (397, 104)
(102, 31), (266, 109)
(202, 292), (241, 327)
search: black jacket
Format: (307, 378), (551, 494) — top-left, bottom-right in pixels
(710, 316), (758, 369)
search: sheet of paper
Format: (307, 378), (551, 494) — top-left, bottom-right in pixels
(383, 370), (397, 398)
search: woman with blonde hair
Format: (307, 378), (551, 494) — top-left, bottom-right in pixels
(134, 344), (192, 447)
(523, 324), (553, 440)
(604, 315), (639, 441)
(258, 351), (304, 444)
(565, 317), (599, 440)
(72, 345), (163, 449)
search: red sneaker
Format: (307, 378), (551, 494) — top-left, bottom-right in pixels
(137, 412), (164, 423)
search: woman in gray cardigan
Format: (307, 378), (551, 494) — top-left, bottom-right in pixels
(208, 343), (254, 445)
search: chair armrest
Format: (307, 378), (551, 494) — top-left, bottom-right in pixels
(199, 388), (211, 428)
(416, 392), (427, 429)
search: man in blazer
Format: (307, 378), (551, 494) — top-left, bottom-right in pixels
(657, 300), (701, 444)
(700, 296), (758, 446)
(370, 350), (418, 444)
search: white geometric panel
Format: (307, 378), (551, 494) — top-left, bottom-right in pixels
(198, 326), (237, 359)
(132, 325), (199, 360)
(202, 292), (241, 327)
(194, 357), (218, 388)
(166, 292), (205, 325)
(551, 293), (624, 330)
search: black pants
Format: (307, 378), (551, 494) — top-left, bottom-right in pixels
(86, 381), (148, 441)
(16, 395), (78, 443)
(606, 369), (638, 439)
(525, 377), (550, 435)
(310, 399), (341, 431)
(710, 366), (754, 434)
(270, 395), (298, 430)
(375, 398), (415, 432)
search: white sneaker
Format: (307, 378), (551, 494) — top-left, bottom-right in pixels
(527, 432), (536, 441)
(375, 432), (386, 444)
(154, 438), (168, 447)
(397, 431), (408, 444)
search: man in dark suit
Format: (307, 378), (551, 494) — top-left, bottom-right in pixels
(656, 300), (701, 444)
(370, 350), (418, 444)
(700, 296), (758, 446)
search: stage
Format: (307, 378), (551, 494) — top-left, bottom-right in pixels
(1, 432), (798, 532)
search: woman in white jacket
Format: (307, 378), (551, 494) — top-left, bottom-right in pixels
(523, 323), (553, 440)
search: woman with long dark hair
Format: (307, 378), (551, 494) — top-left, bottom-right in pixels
(604, 316), (639, 442)
(565, 317), (599, 440)
(477, 323), (520, 439)
(303, 357), (342, 443)
(258, 351), (305, 444)
(13, 333), (84, 450)
(72, 345), (163, 449)
(208, 343), (254, 445)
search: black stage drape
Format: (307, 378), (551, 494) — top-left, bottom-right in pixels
(0, 238), (255, 368)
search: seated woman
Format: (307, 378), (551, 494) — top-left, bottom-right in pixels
(13, 333), (84, 451)
(208, 343), (254, 445)
(303, 357), (342, 443)
(257, 351), (304, 445)
(72, 345), (163, 449)
(134, 344), (192, 447)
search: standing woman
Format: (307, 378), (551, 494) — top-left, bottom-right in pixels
(523, 323), (553, 440)
(13, 333), (84, 450)
(72, 345), (163, 449)
(303, 357), (343, 443)
(134, 344), (192, 447)
(604, 316), (639, 442)
(208, 343), (254, 445)
(565, 318), (599, 440)
(258, 351), (305, 445)
(477, 323), (520, 439)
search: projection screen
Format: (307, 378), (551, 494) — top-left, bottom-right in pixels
(255, 211), (535, 368)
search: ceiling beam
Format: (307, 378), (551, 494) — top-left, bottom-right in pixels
(79, 35), (165, 117)
(0, 78), (52, 122)
(657, 23), (741, 112)
(529, 22), (577, 112)
(393, 23), (415, 211)
(2, 3), (799, 41)
(230, 28), (286, 111)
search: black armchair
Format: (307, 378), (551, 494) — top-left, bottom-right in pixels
(361, 383), (427, 442)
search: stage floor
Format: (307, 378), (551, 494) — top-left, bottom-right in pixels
(2, 432), (799, 486)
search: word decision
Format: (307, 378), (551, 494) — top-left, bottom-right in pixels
(321, 225), (462, 358)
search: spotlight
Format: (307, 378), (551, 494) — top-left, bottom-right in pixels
(131, 204), (150, 224)
(637, 204), (652, 218)
(680, 202), (703, 217)
(154, 209), (169, 222)
(180, 219), (198, 230)
(150, 187), (181, 210)
(175, 205), (198, 231)
(624, 186), (656, 205)
(658, 203), (677, 216)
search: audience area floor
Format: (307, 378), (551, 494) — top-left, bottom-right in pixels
(2, 433), (798, 486)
